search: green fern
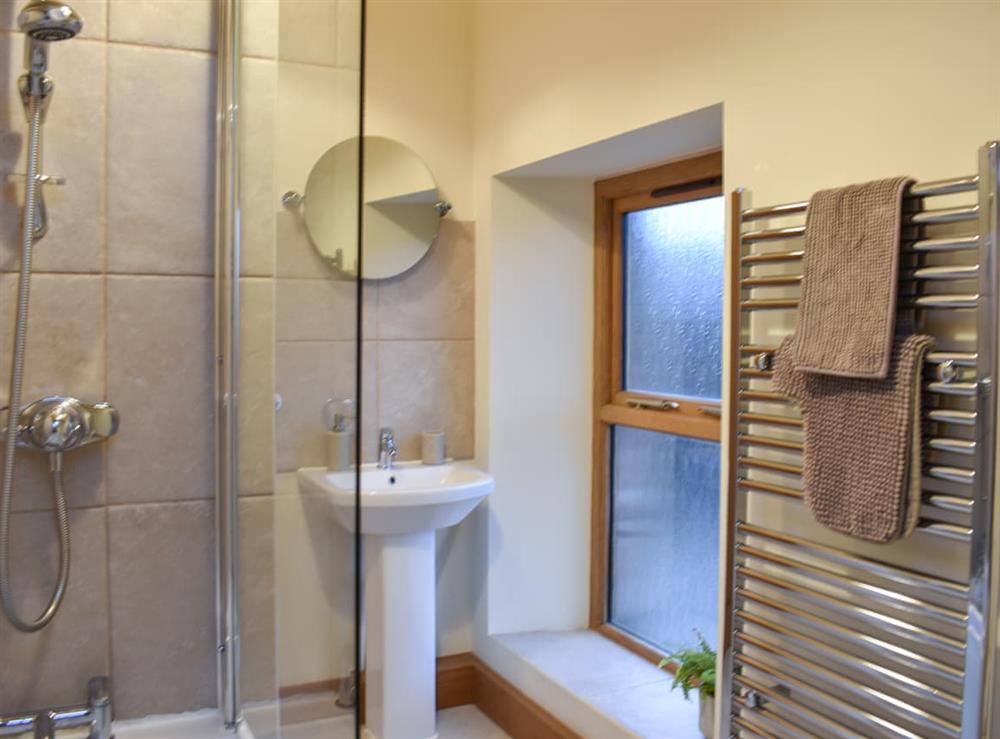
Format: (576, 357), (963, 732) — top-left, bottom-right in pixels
(657, 632), (716, 701)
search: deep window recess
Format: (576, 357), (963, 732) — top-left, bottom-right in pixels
(591, 152), (723, 660)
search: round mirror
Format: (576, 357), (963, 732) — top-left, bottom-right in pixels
(301, 136), (446, 279)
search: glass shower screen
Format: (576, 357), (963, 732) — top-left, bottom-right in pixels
(230, 1), (364, 736)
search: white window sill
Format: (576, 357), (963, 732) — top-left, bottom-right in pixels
(478, 629), (702, 739)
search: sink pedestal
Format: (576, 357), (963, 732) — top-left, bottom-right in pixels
(296, 462), (493, 739)
(364, 530), (437, 739)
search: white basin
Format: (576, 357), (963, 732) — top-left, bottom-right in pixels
(297, 461), (494, 535)
(296, 461), (492, 739)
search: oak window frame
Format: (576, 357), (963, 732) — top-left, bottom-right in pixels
(589, 150), (724, 663)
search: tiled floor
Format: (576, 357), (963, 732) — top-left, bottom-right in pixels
(64, 704), (507, 739)
(263, 706), (509, 739)
(438, 706), (511, 739)
(62, 709), (244, 739)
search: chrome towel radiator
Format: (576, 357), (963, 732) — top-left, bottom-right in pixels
(721, 142), (1000, 738)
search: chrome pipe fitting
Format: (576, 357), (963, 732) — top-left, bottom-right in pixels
(87, 676), (112, 739)
(31, 714), (52, 739)
(0, 676), (113, 739)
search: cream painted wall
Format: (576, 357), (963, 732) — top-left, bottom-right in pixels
(472, 1), (999, 196)
(471, 0), (1000, 656)
(366, 0), (474, 219)
(484, 177), (595, 634)
(275, 0), (1000, 702)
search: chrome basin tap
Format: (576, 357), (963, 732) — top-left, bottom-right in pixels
(378, 427), (398, 470)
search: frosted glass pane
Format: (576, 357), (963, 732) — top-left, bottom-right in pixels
(623, 196), (724, 401)
(609, 426), (720, 652)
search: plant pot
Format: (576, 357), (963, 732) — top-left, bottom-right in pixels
(698, 694), (715, 738)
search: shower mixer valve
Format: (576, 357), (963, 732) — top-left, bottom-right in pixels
(15, 396), (119, 454)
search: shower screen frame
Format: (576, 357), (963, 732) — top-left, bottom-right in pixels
(213, 0), (367, 731)
(213, 0), (242, 726)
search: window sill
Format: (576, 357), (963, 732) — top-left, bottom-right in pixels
(479, 629), (702, 738)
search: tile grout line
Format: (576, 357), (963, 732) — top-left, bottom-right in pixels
(274, 337), (476, 344)
(0, 26), (361, 74)
(101, 18), (116, 685)
(0, 270), (222, 278)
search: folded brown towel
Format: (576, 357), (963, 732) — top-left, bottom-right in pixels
(791, 176), (914, 379)
(772, 333), (933, 543)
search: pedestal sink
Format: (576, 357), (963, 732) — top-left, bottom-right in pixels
(297, 462), (493, 739)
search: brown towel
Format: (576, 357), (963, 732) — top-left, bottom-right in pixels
(772, 333), (933, 543)
(791, 176), (914, 379)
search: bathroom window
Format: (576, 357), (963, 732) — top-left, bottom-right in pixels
(591, 152), (723, 659)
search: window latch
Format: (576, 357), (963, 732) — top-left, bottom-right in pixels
(697, 406), (722, 417)
(626, 398), (680, 411)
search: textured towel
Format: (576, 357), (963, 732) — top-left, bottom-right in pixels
(791, 176), (914, 379)
(772, 333), (933, 543)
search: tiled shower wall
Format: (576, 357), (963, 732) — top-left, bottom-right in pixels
(0, 0), (277, 718)
(0, 0), (474, 718)
(0, 0), (229, 719)
(274, 216), (476, 471)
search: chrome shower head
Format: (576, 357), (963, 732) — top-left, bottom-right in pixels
(17, 1), (81, 99)
(17, 1), (82, 41)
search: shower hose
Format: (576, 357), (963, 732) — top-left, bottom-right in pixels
(0, 91), (71, 633)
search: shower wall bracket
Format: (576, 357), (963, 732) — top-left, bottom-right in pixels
(6, 172), (63, 241)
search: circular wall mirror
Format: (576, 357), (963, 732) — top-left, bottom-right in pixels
(301, 136), (447, 279)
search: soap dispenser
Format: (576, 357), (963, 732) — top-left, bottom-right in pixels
(322, 398), (355, 472)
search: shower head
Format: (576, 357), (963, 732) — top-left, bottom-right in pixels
(17, 1), (82, 42)
(17, 1), (81, 99)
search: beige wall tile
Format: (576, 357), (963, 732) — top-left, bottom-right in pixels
(108, 0), (214, 51)
(274, 472), (354, 687)
(108, 500), (216, 718)
(377, 340), (473, 461)
(0, 34), (105, 273)
(276, 277), (367, 342)
(239, 495), (276, 702)
(0, 273), (104, 405)
(106, 276), (213, 503)
(357, 342), (378, 463)
(278, 0), (337, 66)
(2, 444), (104, 512)
(239, 277), (275, 496)
(243, 0), (278, 59)
(241, 57), (276, 277)
(107, 44), (214, 275)
(377, 219), (474, 340)
(1, 0), (107, 40)
(275, 340), (375, 470)
(0, 508), (109, 712)
(276, 209), (335, 279)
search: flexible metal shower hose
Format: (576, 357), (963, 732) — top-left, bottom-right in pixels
(0, 93), (71, 632)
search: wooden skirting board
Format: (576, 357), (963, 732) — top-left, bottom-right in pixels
(280, 653), (581, 739)
(439, 653), (581, 739)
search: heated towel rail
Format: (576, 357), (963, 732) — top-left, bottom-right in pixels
(721, 142), (1000, 739)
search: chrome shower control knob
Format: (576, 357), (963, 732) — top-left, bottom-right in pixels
(17, 396), (119, 453)
(19, 396), (86, 451)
